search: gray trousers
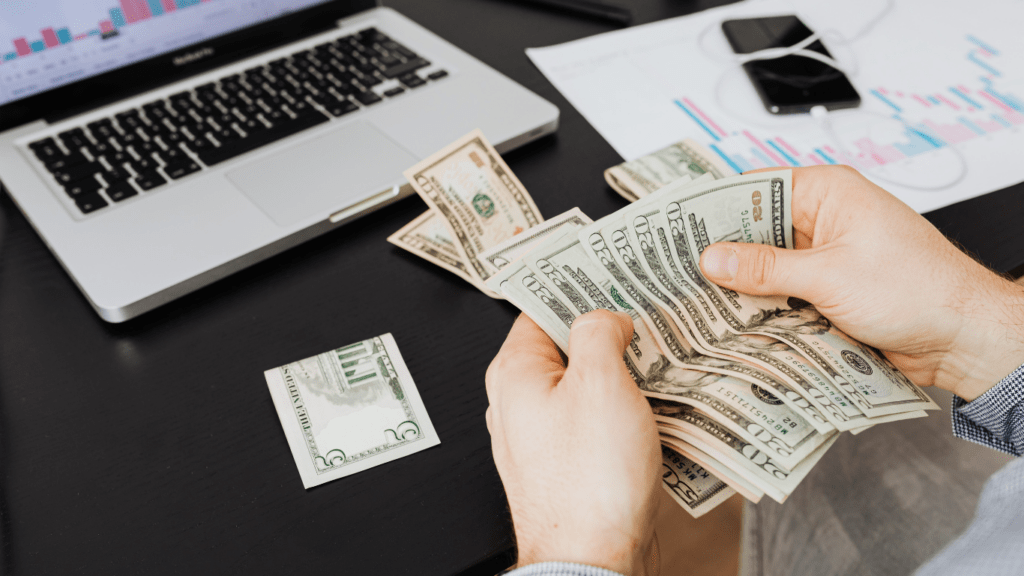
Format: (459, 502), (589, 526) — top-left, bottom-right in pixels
(739, 388), (1014, 576)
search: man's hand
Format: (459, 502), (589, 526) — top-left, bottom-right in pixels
(485, 310), (661, 575)
(699, 165), (1024, 401)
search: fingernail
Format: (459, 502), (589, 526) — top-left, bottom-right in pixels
(703, 246), (738, 281)
(613, 311), (634, 325)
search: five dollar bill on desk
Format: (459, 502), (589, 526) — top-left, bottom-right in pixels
(265, 334), (439, 489)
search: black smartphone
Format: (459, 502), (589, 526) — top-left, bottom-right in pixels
(721, 15), (860, 114)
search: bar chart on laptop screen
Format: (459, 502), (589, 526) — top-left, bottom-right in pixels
(0, 0), (332, 106)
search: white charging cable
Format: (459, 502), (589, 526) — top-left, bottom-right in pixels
(696, 0), (968, 191)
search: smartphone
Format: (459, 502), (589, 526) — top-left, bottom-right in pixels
(721, 15), (860, 115)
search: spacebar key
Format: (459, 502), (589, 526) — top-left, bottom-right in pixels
(197, 113), (329, 166)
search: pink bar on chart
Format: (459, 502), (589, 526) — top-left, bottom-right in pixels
(923, 120), (974, 144)
(41, 28), (60, 48)
(912, 95), (931, 107)
(1005, 110), (1024, 125)
(775, 137), (801, 157)
(878, 87), (889, 95)
(121, 0), (152, 24)
(75, 33), (89, 40)
(976, 119), (1003, 132)
(958, 84), (971, 93)
(823, 145), (837, 154)
(161, 0), (178, 12)
(99, 20), (115, 34)
(806, 154), (823, 166)
(13, 38), (31, 56)
(853, 137), (905, 164)
(682, 98), (728, 137)
(978, 90), (1014, 114)
(896, 91), (904, 97)
(743, 131), (786, 165)
(935, 94), (961, 110)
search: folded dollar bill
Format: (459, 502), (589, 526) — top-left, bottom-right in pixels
(265, 334), (439, 489)
(604, 138), (736, 202)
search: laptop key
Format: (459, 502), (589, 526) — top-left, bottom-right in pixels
(134, 171), (167, 191)
(326, 100), (359, 117)
(45, 152), (89, 172)
(164, 160), (202, 180)
(75, 192), (109, 214)
(59, 129), (91, 150)
(106, 182), (138, 202)
(380, 58), (430, 79)
(197, 111), (328, 166)
(383, 87), (405, 98)
(427, 70), (449, 81)
(53, 162), (102, 184)
(354, 90), (383, 106)
(399, 74), (426, 89)
(64, 176), (103, 197)
(31, 138), (64, 162)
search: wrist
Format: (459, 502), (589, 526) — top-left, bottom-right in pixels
(942, 275), (1024, 401)
(515, 529), (651, 576)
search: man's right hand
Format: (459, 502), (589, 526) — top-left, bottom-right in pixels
(698, 165), (1024, 402)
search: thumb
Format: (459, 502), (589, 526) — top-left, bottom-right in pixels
(565, 310), (635, 384)
(700, 242), (818, 299)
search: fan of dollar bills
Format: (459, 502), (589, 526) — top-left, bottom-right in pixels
(389, 131), (939, 518)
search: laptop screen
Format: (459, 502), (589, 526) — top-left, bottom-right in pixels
(0, 0), (335, 107)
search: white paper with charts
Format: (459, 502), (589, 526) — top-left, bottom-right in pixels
(265, 333), (439, 489)
(526, 0), (1024, 213)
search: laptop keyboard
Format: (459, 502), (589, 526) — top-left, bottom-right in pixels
(26, 28), (448, 216)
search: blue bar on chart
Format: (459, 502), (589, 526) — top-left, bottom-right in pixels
(110, 8), (128, 28)
(766, 140), (800, 166)
(949, 87), (982, 109)
(958, 117), (986, 136)
(815, 149), (837, 164)
(29, 41), (46, 52)
(146, 0), (166, 16)
(967, 52), (1001, 77)
(870, 89), (902, 112)
(707, 144), (746, 174)
(3, 52), (16, 61)
(984, 88), (1024, 112)
(893, 127), (941, 157)
(175, 0), (202, 7)
(56, 28), (73, 44)
(674, 100), (721, 141)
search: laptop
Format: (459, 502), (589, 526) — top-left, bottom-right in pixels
(0, 0), (559, 323)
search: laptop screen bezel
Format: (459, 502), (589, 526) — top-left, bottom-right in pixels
(0, 0), (379, 133)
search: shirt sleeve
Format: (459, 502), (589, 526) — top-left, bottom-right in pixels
(502, 562), (625, 576)
(951, 363), (1024, 456)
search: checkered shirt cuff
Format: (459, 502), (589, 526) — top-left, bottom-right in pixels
(502, 562), (625, 576)
(951, 363), (1024, 456)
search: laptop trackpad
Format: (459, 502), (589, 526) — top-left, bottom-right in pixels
(226, 122), (418, 227)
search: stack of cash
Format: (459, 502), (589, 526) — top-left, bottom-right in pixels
(389, 131), (939, 518)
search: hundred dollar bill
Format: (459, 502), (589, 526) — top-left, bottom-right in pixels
(478, 208), (591, 274)
(265, 334), (440, 489)
(605, 138), (735, 201)
(653, 172), (938, 417)
(517, 228), (836, 470)
(660, 445), (736, 518)
(521, 222), (835, 435)
(404, 129), (543, 285)
(387, 210), (474, 284)
(661, 436), (764, 503)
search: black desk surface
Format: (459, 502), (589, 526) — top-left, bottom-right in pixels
(1, 1), (1022, 575)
